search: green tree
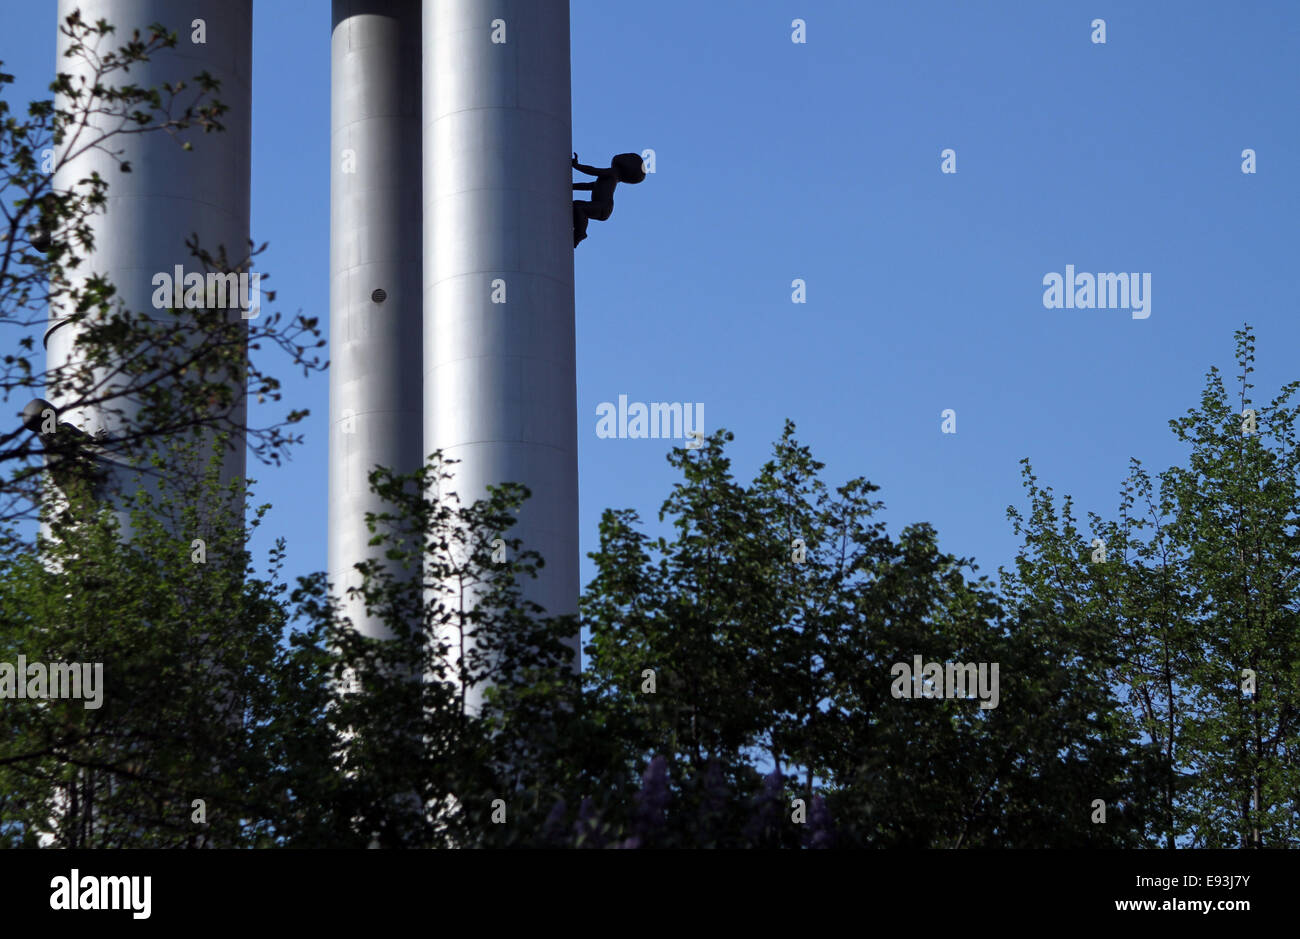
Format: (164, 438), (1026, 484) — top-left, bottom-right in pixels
(0, 437), (313, 846)
(999, 326), (1300, 848)
(1163, 328), (1300, 846)
(275, 454), (582, 848)
(582, 421), (1170, 847)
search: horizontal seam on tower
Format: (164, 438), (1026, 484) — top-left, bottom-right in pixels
(426, 105), (568, 123)
(435, 440), (575, 455)
(423, 353), (574, 367)
(427, 271), (571, 289)
(99, 192), (249, 218)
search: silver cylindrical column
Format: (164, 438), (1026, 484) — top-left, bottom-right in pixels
(422, 0), (579, 688)
(330, 0), (425, 638)
(47, 0), (252, 534)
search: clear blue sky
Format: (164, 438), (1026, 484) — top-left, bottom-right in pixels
(4, 2), (1298, 642)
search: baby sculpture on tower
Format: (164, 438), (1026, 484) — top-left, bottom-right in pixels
(572, 152), (646, 248)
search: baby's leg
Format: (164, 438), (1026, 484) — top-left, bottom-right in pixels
(573, 201), (590, 246)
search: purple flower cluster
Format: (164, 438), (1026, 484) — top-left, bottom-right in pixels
(629, 754), (669, 845)
(805, 794), (834, 849)
(743, 768), (784, 845)
(573, 796), (606, 848)
(543, 758), (837, 848)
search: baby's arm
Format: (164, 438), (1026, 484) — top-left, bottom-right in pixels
(571, 151), (606, 177)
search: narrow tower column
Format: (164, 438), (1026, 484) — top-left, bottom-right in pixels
(47, 0), (252, 531)
(422, 1), (579, 674)
(330, 0), (424, 637)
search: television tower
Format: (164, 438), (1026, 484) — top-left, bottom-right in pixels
(330, 0), (425, 639)
(45, 0), (251, 535)
(331, 0), (580, 671)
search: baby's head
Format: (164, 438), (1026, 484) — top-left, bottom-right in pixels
(611, 153), (647, 184)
